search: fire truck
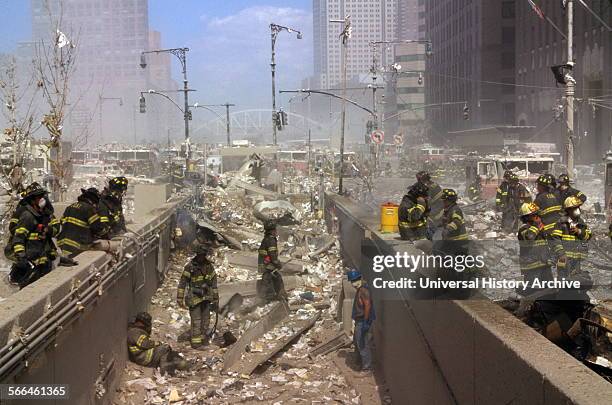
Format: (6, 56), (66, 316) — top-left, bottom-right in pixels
(465, 153), (557, 199)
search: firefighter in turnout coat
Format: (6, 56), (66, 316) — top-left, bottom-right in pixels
(57, 188), (108, 257)
(398, 182), (429, 241)
(98, 176), (128, 239)
(177, 244), (219, 349)
(257, 220), (287, 302)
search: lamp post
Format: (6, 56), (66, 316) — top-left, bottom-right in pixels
(140, 47), (191, 169)
(192, 103), (235, 146)
(98, 96), (123, 145)
(329, 15), (352, 194)
(270, 23), (302, 148)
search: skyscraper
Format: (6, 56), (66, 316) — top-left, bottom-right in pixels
(313, 0), (398, 89)
(30, 0), (176, 144)
(396, 0), (425, 41)
(425, 0), (517, 139)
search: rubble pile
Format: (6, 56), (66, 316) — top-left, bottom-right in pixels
(114, 172), (383, 404)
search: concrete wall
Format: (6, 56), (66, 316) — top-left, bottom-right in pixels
(0, 194), (185, 405)
(325, 193), (612, 405)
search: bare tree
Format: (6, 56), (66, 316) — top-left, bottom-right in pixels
(34, 0), (79, 202)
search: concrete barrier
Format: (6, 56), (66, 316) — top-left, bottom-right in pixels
(325, 193), (612, 405)
(0, 194), (188, 405)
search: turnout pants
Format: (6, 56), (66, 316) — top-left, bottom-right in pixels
(189, 301), (211, 346)
(260, 270), (287, 302)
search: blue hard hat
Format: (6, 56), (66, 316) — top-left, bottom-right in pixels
(346, 270), (362, 282)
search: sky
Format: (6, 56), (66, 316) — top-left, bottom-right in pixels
(0, 0), (313, 110)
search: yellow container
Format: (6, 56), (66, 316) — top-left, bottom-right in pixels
(380, 202), (399, 233)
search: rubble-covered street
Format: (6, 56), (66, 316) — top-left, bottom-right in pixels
(113, 175), (389, 405)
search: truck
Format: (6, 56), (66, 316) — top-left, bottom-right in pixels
(465, 153), (557, 199)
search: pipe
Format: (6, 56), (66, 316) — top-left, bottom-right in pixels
(0, 237), (159, 379)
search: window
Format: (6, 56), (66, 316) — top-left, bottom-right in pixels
(502, 1), (515, 18)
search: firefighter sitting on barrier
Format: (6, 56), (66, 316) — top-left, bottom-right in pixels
(177, 243), (219, 349)
(6, 183), (60, 288)
(127, 312), (188, 374)
(99, 176), (128, 239)
(57, 187), (108, 258)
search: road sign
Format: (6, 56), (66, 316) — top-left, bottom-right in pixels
(371, 130), (384, 144)
(393, 133), (403, 145)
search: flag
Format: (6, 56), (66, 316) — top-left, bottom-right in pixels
(527, 0), (545, 20)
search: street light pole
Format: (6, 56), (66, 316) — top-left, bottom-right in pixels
(140, 48), (191, 170)
(330, 16), (351, 194)
(191, 103), (235, 146)
(565, 0), (575, 179)
(270, 23), (302, 148)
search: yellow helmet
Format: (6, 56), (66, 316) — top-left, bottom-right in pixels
(563, 196), (582, 209)
(519, 202), (539, 217)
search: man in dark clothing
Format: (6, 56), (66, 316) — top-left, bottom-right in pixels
(556, 173), (587, 205)
(57, 188), (108, 257)
(177, 244), (219, 349)
(257, 220), (287, 302)
(6, 183), (59, 288)
(466, 176), (482, 201)
(127, 312), (188, 374)
(496, 170), (512, 211)
(347, 270), (375, 372)
(398, 182), (429, 241)
(557, 196), (592, 277)
(502, 173), (532, 233)
(98, 176), (128, 239)
(416, 171), (443, 226)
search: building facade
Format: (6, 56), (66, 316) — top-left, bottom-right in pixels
(313, 0), (398, 89)
(396, 0), (425, 41)
(425, 0), (517, 142)
(30, 0), (176, 145)
(515, 1), (612, 163)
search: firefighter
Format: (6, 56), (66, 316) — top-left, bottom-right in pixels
(398, 182), (429, 241)
(439, 189), (469, 242)
(127, 312), (188, 374)
(99, 176), (128, 239)
(347, 270), (375, 373)
(257, 220), (287, 302)
(466, 176), (482, 201)
(495, 170), (512, 211)
(557, 173), (587, 205)
(416, 171), (443, 226)
(6, 183), (59, 288)
(502, 173), (532, 233)
(534, 174), (562, 236)
(57, 187), (108, 258)
(517, 203), (554, 292)
(557, 196), (592, 277)
(176, 244), (219, 349)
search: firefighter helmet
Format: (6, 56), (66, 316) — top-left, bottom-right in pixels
(547, 173), (557, 187)
(536, 174), (552, 186)
(346, 270), (362, 282)
(408, 182), (429, 197)
(441, 188), (458, 202)
(263, 219), (277, 232)
(80, 187), (101, 204)
(109, 176), (129, 191)
(192, 242), (211, 256)
(135, 312), (152, 327)
(503, 170), (512, 180)
(508, 172), (519, 182)
(22, 182), (46, 200)
(563, 196), (583, 209)
(558, 173), (570, 185)
(416, 170), (431, 183)
(519, 202), (539, 217)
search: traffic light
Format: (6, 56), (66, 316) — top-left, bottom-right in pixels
(139, 95), (146, 113)
(280, 109), (288, 126)
(273, 111), (282, 131)
(418, 73), (423, 85)
(463, 103), (469, 120)
(425, 42), (433, 56)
